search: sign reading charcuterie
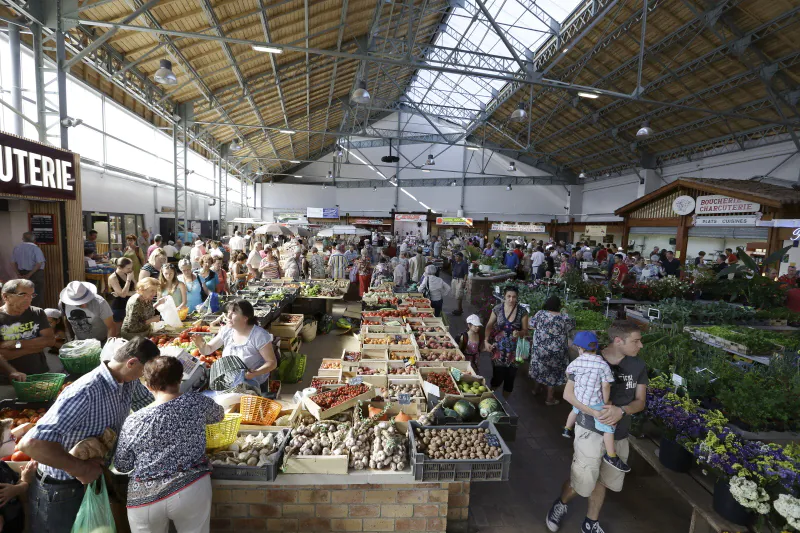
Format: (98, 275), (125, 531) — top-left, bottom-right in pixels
(0, 131), (77, 200)
(696, 195), (760, 214)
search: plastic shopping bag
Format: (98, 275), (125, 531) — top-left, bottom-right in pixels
(100, 338), (127, 363)
(70, 477), (117, 533)
(515, 337), (531, 364)
(155, 297), (183, 328)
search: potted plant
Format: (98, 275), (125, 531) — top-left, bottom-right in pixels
(646, 378), (704, 472)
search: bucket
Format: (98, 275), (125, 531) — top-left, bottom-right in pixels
(713, 478), (754, 526)
(658, 437), (694, 473)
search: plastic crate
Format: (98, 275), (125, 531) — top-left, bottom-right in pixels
(431, 393), (519, 442)
(210, 428), (290, 482)
(408, 421), (511, 482)
(12, 374), (66, 402)
(239, 396), (283, 426)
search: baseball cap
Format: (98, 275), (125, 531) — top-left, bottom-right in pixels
(573, 331), (599, 351)
(466, 314), (483, 327)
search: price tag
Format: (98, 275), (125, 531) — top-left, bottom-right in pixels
(671, 373), (685, 387)
(450, 367), (462, 382)
(398, 393), (411, 405)
(349, 376), (363, 386)
(422, 381), (440, 398)
(485, 434), (500, 447)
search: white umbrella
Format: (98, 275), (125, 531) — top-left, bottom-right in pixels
(255, 223), (294, 236)
(332, 225), (371, 235)
(316, 228), (334, 238)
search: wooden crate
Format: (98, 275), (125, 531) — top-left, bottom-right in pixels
(341, 349), (362, 363)
(302, 384), (375, 420)
(318, 358), (342, 377)
(419, 367), (461, 397)
(268, 314), (304, 338)
(418, 349), (465, 363)
(282, 407), (350, 474)
(340, 371), (388, 392)
(361, 325), (408, 335)
(388, 361), (419, 376)
(361, 348), (390, 361)
(356, 361), (388, 375)
(417, 333), (458, 350)
(453, 374), (488, 396)
(387, 375), (426, 401)
(389, 346), (417, 362)
(278, 336), (302, 351)
(442, 361), (476, 375)
(361, 333), (390, 348)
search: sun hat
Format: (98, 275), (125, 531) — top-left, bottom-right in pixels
(573, 331), (599, 351)
(466, 314), (483, 327)
(59, 281), (98, 306)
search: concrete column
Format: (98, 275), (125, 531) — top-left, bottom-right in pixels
(567, 184), (583, 221)
(637, 168), (660, 197)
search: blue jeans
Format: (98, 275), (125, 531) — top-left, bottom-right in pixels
(431, 299), (443, 317)
(29, 476), (85, 533)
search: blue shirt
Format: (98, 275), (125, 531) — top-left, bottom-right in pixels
(26, 362), (154, 480)
(344, 250), (359, 264)
(451, 260), (469, 279)
(328, 252), (348, 280)
(12, 242), (45, 271)
(504, 252), (520, 270)
(84, 239), (97, 255)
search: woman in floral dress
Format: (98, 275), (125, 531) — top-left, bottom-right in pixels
(528, 296), (575, 406)
(484, 285), (529, 398)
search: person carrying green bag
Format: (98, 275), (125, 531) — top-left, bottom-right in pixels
(71, 477), (116, 533)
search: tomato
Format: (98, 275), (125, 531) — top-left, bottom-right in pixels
(10, 451), (30, 462)
(0, 456), (12, 462)
(1, 409), (19, 418)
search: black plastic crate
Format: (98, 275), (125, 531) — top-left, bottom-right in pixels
(210, 428), (290, 482)
(428, 393), (519, 442)
(408, 421), (511, 482)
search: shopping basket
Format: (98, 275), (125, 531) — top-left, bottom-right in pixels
(209, 356), (248, 391)
(206, 413), (242, 449)
(58, 340), (102, 375)
(239, 396), (282, 426)
(13, 373), (66, 402)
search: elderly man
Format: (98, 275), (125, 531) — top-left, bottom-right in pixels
(247, 242), (265, 278)
(0, 278), (54, 376)
(228, 231), (246, 254)
(344, 244), (359, 264)
(327, 244), (348, 280)
(409, 248), (427, 284)
(12, 232), (46, 308)
(162, 240), (178, 260)
(58, 281), (114, 343)
(432, 236), (442, 259)
(147, 234), (163, 259)
(779, 265), (798, 287)
(20, 337), (158, 533)
(137, 229), (151, 251)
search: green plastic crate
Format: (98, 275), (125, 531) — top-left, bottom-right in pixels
(12, 373), (66, 402)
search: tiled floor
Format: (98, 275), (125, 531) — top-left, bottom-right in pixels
(293, 274), (692, 533)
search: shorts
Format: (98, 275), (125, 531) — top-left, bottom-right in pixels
(490, 365), (518, 393)
(570, 425), (629, 497)
(112, 308), (126, 323)
(571, 405), (615, 433)
(452, 278), (466, 299)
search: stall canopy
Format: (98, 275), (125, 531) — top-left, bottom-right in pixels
(255, 223), (294, 236)
(317, 225), (371, 237)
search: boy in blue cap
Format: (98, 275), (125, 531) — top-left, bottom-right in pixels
(562, 331), (630, 473)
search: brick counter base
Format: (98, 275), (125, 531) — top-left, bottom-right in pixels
(210, 482), (470, 533)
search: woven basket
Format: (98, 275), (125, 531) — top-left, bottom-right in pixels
(13, 373), (66, 402)
(239, 396), (282, 426)
(206, 413), (242, 449)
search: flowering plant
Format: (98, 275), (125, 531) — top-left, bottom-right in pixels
(729, 475), (771, 514)
(774, 493), (800, 530)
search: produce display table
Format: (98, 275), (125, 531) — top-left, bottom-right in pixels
(628, 436), (747, 533)
(209, 477), (471, 533)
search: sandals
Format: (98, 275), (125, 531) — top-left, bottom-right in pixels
(545, 399), (560, 406)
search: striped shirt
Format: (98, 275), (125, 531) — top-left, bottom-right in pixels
(26, 362), (154, 480)
(12, 242), (45, 271)
(327, 252), (348, 280)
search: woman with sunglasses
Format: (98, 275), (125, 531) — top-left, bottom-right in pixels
(159, 263), (187, 310)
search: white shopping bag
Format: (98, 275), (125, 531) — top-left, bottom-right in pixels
(101, 337), (127, 362)
(156, 298), (183, 328)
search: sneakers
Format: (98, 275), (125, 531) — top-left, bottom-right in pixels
(562, 427), (574, 439)
(581, 518), (606, 532)
(545, 499), (568, 532)
(603, 453), (631, 473)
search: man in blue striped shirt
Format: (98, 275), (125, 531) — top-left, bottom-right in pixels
(20, 337), (158, 533)
(327, 244), (349, 280)
(12, 232), (46, 308)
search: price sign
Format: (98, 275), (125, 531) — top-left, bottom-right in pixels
(349, 376), (363, 385)
(398, 393), (411, 405)
(485, 434), (500, 447)
(422, 381), (440, 398)
(671, 373), (685, 387)
(450, 367), (462, 382)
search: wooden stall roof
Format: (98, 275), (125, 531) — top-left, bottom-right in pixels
(615, 178), (800, 216)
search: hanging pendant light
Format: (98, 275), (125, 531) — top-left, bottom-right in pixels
(154, 59), (177, 85)
(351, 80), (371, 104)
(508, 161), (516, 172)
(579, 170), (587, 178)
(425, 154), (435, 166)
(327, 170), (333, 179)
(509, 102), (527, 122)
(506, 184), (513, 191)
(230, 138), (242, 151)
(636, 120), (654, 138)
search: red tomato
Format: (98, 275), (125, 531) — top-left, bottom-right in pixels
(10, 451), (30, 462)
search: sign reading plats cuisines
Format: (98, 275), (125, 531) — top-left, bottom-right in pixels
(693, 215), (760, 226)
(696, 195), (760, 214)
(0, 131), (77, 200)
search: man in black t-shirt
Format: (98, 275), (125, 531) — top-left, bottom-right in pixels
(661, 250), (681, 277)
(0, 278), (54, 378)
(546, 321), (648, 533)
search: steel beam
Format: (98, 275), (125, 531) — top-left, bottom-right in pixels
(8, 19), (22, 136)
(31, 22), (47, 142)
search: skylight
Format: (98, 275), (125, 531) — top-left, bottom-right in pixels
(405, 0), (582, 127)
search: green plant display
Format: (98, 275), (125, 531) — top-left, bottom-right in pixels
(572, 309), (613, 331)
(697, 326), (782, 354)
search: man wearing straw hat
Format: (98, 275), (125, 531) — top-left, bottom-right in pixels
(58, 281), (114, 343)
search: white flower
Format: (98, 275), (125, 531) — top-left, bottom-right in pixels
(774, 494), (800, 529)
(728, 476), (770, 514)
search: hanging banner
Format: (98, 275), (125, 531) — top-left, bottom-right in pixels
(491, 223), (547, 233)
(350, 218), (387, 225)
(29, 213), (56, 244)
(0, 131), (77, 200)
(436, 217), (473, 226)
(307, 207), (340, 219)
(693, 215), (760, 226)
(395, 214), (427, 221)
(584, 225), (607, 237)
(696, 195), (760, 214)
(275, 211), (305, 224)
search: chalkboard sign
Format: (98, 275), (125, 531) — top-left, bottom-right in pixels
(398, 393), (411, 405)
(29, 213), (56, 245)
(485, 434), (500, 447)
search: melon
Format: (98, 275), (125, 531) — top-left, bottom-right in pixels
(479, 398), (502, 418)
(487, 411), (505, 424)
(452, 400), (477, 421)
(442, 408), (461, 422)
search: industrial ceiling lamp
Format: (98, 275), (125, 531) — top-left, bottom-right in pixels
(506, 184), (513, 191)
(578, 170), (587, 178)
(327, 170), (333, 179)
(230, 138), (242, 151)
(450, 180), (457, 187)
(336, 146), (344, 158)
(636, 120), (654, 138)
(509, 102), (527, 122)
(425, 154), (435, 166)
(154, 59), (177, 85)
(508, 161), (516, 172)
(373, 186), (377, 191)
(351, 80), (371, 104)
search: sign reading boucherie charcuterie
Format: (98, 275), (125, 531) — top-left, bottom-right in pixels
(0, 131), (77, 200)
(696, 195), (760, 214)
